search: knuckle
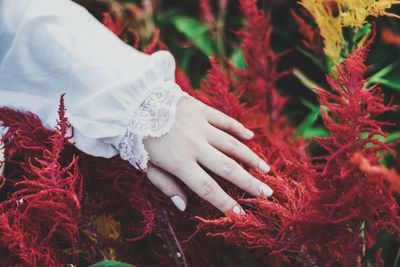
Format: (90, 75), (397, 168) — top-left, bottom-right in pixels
(190, 136), (203, 150)
(170, 152), (188, 166)
(245, 151), (259, 166)
(243, 147), (260, 167)
(169, 157), (182, 168)
(251, 156), (260, 167)
(160, 182), (177, 196)
(246, 178), (259, 193)
(227, 137), (240, 154)
(221, 159), (236, 176)
(225, 119), (236, 130)
(200, 180), (217, 199)
(184, 138), (203, 158)
(166, 158), (187, 175)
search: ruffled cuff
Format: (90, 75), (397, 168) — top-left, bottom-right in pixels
(118, 81), (188, 171)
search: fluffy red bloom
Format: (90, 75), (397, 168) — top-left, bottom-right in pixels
(187, 52), (315, 265)
(196, 58), (249, 121)
(175, 67), (195, 95)
(290, 9), (324, 58)
(102, 3), (141, 49)
(308, 40), (399, 265)
(291, 10), (314, 50)
(199, 0), (215, 28)
(314, 41), (396, 174)
(0, 1), (398, 266)
(234, 0), (290, 116)
(143, 28), (162, 54)
(0, 96), (82, 266)
(103, 11), (125, 37)
(193, 40), (400, 266)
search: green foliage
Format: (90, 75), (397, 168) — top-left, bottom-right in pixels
(230, 49), (246, 68)
(89, 260), (136, 267)
(168, 15), (216, 56)
(367, 62), (400, 91)
(295, 99), (327, 139)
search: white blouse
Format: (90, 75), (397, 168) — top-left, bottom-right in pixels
(0, 0), (187, 171)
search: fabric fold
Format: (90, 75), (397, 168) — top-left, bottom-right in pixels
(0, 0), (185, 171)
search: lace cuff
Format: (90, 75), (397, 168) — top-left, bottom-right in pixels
(118, 81), (188, 171)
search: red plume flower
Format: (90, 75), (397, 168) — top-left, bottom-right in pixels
(194, 40), (400, 266)
(0, 1), (398, 266)
(234, 0), (290, 116)
(0, 96), (82, 266)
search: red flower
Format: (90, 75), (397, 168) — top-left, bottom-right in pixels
(0, 96), (82, 266)
(195, 39), (400, 266)
(234, 0), (290, 119)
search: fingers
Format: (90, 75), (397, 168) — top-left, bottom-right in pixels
(201, 104), (254, 140)
(197, 144), (273, 198)
(175, 162), (244, 214)
(207, 126), (270, 173)
(147, 164), (187, 211)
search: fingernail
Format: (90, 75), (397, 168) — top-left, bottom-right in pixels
(244, 129), (254, 139)
(232, 205), (245, 215)
(258, 160), (270, 173)
(171, 195), (186, 211)
(259, 184), (273, 197)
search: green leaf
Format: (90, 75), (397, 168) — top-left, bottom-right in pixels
(367, 62), (398, 85)
(230, 49), (246, 68)
(292, 68), (319, 91)
(301, 99), (318, 111)
(361, 131), (400, 143)
(295, 99), (326, 138)
(366, 62), (400, 91)
(300, 127), (329, 138)
(89, 260), (136, 267)
(168, 15), (216, 56)
(384, 132), (400, 143)
(375, 78), (400, 91)
(353, 23), (372, 45)
(295, 47), (326, 71)
(296, 109), (320, 136)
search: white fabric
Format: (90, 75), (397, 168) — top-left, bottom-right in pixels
(0, 0), (186, 171)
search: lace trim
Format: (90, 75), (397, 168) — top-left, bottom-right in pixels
(119, 81), (187, 171)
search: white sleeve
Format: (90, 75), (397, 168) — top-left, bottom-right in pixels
(0, 0), (187, 170)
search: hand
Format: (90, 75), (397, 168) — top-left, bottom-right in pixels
(144, 96), (272, 215)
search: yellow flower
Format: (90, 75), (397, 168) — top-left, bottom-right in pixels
(300, 0), (343, 62)
(95, 214), (121, 240)
(340, 0), (400, 27)
(300, 0), (400, 61)
(95, 214), (122, 260)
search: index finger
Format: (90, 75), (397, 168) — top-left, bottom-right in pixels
(201, 103), (254, 140)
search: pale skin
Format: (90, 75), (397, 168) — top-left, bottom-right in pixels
(144, 96), (273, 215)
